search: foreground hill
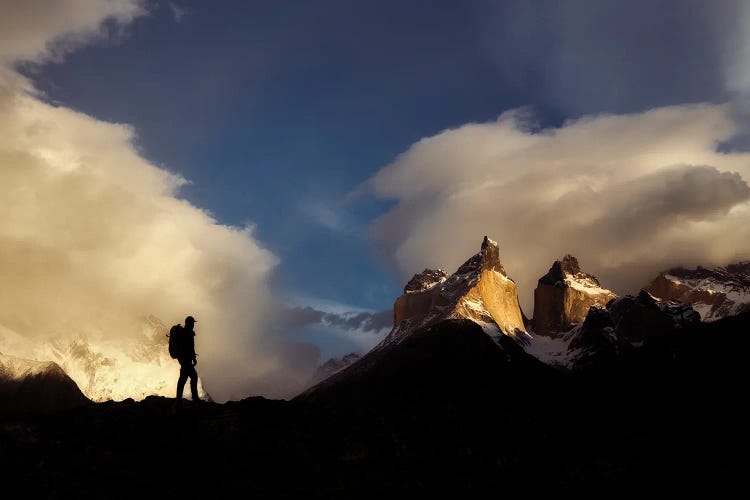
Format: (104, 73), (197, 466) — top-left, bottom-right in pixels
(0, 352), (90, 416)
(2, 311), (747, 495)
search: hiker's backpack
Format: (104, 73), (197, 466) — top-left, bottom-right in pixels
(168, 324), (183, 359)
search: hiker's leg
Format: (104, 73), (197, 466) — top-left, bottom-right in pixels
(189, 366), (200, 401)
(176, 364), (188, 399)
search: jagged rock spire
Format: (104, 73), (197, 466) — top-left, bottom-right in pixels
(384, 236), (527, 348)
(533, 255), (616, 337)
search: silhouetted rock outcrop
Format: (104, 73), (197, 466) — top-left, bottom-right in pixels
(532, 255), (617, 337)
(566, 290), (701, 371)
(0, 352), (90, 415)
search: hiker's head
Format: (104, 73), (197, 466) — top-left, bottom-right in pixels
(185, 316), (197, 329)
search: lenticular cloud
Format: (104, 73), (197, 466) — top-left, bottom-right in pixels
(367, 105), (750, 311)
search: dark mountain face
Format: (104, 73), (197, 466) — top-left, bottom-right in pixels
(3, 313), (747, 495)
(0, 355), (90, 417)
(308, 352), (361, 386)
(297, 319), (558, 414)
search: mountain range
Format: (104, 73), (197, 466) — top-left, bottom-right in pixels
(301, 236), (748, 400)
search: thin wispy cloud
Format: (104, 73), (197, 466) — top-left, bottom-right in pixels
(299, 200), (349, 233)
(168, 2), (187, 23)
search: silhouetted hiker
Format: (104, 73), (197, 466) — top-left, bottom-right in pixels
(172, 315), (200, 402)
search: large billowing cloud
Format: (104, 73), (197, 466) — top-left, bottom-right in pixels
(367, 105), (750, 312)
(0, 0), (316, 401)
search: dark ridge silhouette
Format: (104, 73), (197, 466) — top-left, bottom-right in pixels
(1, 312), (747, 495)
(2, 244), (749, 495)
(0, 355), (90, 417)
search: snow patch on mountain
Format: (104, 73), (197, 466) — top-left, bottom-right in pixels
(0, 352), (59, 380)
(646, 262), (750, 322)
(522, 330), (578, 369)
(565, 275), (615, 297)
(0, 316), (207, 402)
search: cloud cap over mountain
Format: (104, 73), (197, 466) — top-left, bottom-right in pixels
(367, 105), (750, 310)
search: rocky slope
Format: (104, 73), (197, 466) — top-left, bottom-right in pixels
(0, 352), (90, 415)
(646, 262), (750, 321)
(383, 236), (528, 348)
(532, 255), (617, 336)
(525, 290), (701, 370)
(563, 290), (700, 369)
(308, 352), (361, 386)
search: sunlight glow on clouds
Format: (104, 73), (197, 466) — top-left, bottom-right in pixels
(367, 105), (750, 311)
(0, 0), (315, 401)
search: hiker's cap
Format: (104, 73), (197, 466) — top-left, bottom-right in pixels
(185, 315), (197, 324)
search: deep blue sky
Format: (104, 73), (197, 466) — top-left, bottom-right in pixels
(26, 0), (736, 313)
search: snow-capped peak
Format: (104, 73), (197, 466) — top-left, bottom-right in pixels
(0, 352), (63, 380)
(646, 262), (750, 321)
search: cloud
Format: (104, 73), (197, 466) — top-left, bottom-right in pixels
(299, 200), (348, 232)
(168, 2), (187, 23)
(366, 105), (750, 312)
(0, 0), (316, 401)
(275, 304), (390, 362)
(0, 0), (144, 66)
(282, 306), (392, 334)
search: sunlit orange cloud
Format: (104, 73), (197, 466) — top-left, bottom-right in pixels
(0, 0), (317, 402)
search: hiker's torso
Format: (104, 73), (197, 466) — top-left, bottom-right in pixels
(178, 328), (195, 360)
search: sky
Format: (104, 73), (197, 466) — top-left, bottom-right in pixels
(2, 0), (750, 399)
